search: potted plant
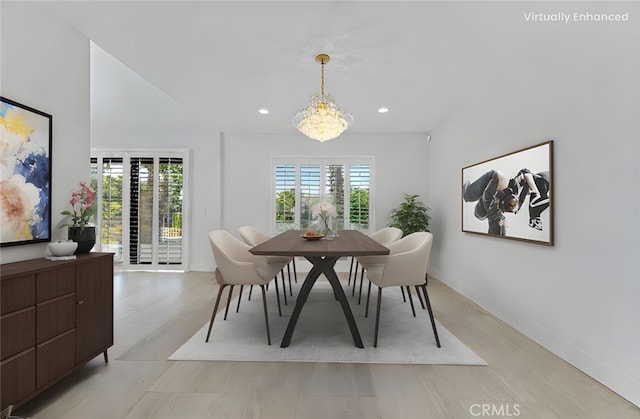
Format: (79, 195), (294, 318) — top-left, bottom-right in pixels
(388, 193), (431, 236)
(61, 181), (97, 254)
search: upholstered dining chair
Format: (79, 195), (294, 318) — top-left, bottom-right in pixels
(206, 230), (288, 345)
(350, 227), (403, 303)
(238, 226), (296, 309)
(358, 231), (440, 348)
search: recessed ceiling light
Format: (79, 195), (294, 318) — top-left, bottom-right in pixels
(258, 108), (269, 115)
(378, 107), (389, 113)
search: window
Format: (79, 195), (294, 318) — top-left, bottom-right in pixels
(91, 150), (188, 270)
(273, 158), (373, 234)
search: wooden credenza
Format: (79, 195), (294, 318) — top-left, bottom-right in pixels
(0, 253), (114, 413)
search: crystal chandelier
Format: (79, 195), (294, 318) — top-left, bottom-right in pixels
(293, 54), (353, 142)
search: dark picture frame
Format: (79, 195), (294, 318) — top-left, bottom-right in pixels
(461, 140), (553, 246)
(1, 97), (52, 247)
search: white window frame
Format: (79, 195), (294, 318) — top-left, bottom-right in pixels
(272, 156), (375, 235)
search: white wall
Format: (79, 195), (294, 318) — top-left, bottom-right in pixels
(0, 3), (91, 263)
(221, 132), (429, 236)
(426, 2), (639, 406)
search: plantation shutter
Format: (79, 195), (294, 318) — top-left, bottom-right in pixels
(349, 165), (370, 230)
(129, 157), (154, 264)
(275, 164), (296, 232)
(272, 158), (373, 234)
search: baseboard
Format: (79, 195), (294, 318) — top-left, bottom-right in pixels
(434, 274), (640, 408)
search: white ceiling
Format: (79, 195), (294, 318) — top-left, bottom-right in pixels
(41, 1), (527, 135)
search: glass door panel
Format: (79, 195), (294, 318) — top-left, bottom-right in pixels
(157, 158), (183, 265)
(100, 158), (124, 264)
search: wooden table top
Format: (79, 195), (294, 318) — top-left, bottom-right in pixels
(249, 230), (390, 257)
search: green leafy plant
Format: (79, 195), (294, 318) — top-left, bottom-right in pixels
(388, 193), (431, 236)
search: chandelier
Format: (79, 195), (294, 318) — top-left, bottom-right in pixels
(293, 54), (353, 142)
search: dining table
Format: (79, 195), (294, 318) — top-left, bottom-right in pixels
(249, 229), (390, 348)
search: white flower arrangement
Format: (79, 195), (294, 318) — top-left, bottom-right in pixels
(312, 202), (338, 219)
(311, 202), (338, 236)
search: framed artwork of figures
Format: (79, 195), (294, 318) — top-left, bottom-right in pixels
(461, 140), (553, 246)
(1, 97), (52, 247)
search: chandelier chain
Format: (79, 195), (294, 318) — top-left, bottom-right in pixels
(320, 60), (325, 97)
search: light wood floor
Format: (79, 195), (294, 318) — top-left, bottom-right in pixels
(14, 270), (640, 419)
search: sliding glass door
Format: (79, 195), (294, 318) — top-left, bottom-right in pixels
(92, 150), (189, 270)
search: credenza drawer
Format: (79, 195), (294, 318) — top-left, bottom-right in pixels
(36, 293), (76, 344)
(37, 329), (76, 389)
(1, 274), (35, 314)
(0, 307), (36, 361)
(37, 266), (75, 302)
(0, 348), (36, 408)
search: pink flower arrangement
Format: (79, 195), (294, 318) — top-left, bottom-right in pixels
(61, 181), (96, 230)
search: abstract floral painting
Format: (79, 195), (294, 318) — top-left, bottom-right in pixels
(1, 97), (52, 247)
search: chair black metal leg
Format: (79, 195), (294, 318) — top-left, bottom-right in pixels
(281, 270), (288, 305)
(400, 286), (406, 302)
(273, 276), (282, 316)
(374, 287), (383, 348)
(292, 258), (298, 283)
(415, 285), (425, 309)
(348, 256), (355, 285)
(352, 261), (361, 297)
(206, 284), (227, 342)
(248, 284), (253, 301)
(365, 280), (373, 318)
(236, 285), (244, 312)
(420, 285), (441, 348)
(260, 285), (271, 345)
(406, 286), (416, 317)
(358, 266), (365, 304)
(287, 264), (293, 296)
(223, 285), (235, 320)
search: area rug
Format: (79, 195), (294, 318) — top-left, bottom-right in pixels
(170, 280), (486, 365)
